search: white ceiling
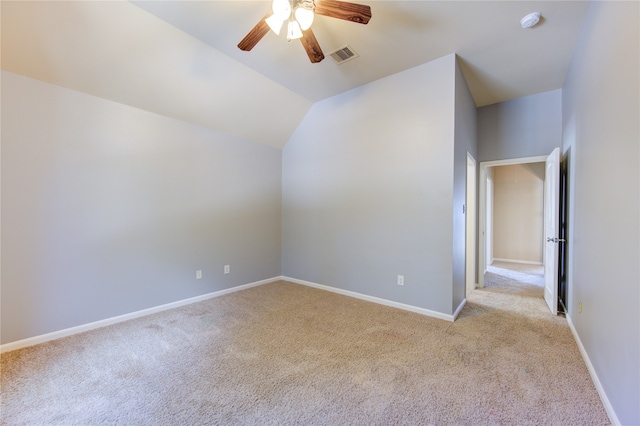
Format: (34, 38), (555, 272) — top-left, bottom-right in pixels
(1, 1), (590, 148)
(133, 0), (590, 105)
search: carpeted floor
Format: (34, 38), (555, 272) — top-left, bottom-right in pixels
(1, 275), (609, 425)
(480, 261), (545, 299)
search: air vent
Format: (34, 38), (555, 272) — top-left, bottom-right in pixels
(329, 45), (359, 64)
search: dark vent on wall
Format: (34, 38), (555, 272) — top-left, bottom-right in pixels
(329, 45), (359, 64)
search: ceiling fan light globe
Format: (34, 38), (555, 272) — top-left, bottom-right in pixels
(266, 15), (284, 35)
(272, 0), (291, 21)
(287, 20), (303, 41)
(295, 7), (314, 31)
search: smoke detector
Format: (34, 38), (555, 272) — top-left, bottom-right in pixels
(520, 12), (541, 29)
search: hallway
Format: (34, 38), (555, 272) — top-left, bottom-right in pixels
(480, 261), (544, 299)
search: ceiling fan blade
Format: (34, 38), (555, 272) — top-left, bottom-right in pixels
(238, 11), (273, 51)
(301, 28), (325, 63)
(314, 0), (372, 25)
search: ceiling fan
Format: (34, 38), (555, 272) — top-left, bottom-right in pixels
(238, 0), (372, 63)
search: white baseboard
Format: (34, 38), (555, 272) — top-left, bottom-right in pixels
(0, 277), (281, 354)
(1, 276), (460, 353)
(491, 258), (543, 266)
(453, 298), (466, 320)
(283, 276), (456, 322)
(4, 276), (617, 423)
(566, 314), (620, 425)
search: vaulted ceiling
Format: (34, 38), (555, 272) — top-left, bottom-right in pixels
(1, 1), (590, 148)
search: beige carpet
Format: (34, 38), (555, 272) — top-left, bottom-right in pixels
(1, 279), (609, 425)
(481, 261), (545, 299)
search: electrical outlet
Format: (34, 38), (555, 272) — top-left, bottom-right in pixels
(579, 301), (582, 314)
(196, 270), (202, 280)
(224, 265), (230, 274)
(397, 275), (404, 286)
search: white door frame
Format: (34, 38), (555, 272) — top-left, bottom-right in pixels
(466, 153), (477, 293)
(478, 155), (547, 288)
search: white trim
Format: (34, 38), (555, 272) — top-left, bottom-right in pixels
(0, 277), (281, 354)
(491, 258), (543, 266)
(480, 155), (548, 169)
(1, 276), (461, 353)
(466, 152), (477, 296)
(566, 314), (620, 426)
(283, 276), (456, 322)
(453, 298), (466, 320)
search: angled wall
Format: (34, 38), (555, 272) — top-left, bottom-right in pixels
(1, 1), (311, 149)
(1, 71), (282, 344)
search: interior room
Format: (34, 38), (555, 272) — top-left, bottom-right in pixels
(1, 1), (638, 424)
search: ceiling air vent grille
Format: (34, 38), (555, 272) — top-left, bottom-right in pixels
(329, 45), (359, 64)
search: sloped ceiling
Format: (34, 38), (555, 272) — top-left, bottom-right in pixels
(1, 1), (590, 148)
(1, 1), (311, 148)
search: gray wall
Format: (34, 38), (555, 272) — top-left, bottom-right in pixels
(561, 2), (639, 424)
(282, 54), (458, 315)
(453, 57), (478, 310)
(478, 89), (562, 162)
(1, 71), (282, 344)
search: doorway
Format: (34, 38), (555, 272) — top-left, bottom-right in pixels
(481, 161), (546, 299)
(478, 155), (547, 288)
(478, 150), (561, 315)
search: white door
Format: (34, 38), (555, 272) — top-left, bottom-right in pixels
(544, 148), (560, 315)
